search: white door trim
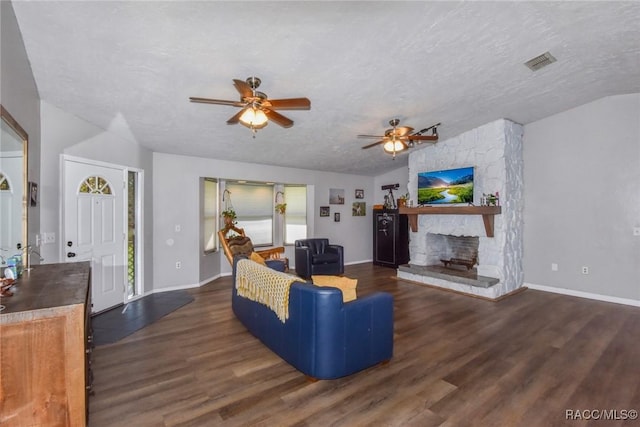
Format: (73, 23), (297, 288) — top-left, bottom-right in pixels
(126, 167), (145, 300)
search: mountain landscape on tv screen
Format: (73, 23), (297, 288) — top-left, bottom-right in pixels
(417, 167), (474, 204)
(417, 174), (473, 188)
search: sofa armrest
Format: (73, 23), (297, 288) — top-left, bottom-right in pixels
(294, 245), (313, 279)
(325, 245), (344, 271)
(288, 284), (393, 378)
(341, 293), (394, 370)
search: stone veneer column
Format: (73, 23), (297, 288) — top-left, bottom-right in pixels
(402, 119), (524, 299)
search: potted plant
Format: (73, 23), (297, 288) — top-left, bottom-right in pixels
(221, 189), (237, 227)
(275, 203), (287, 215)
(397, 192), (409, 208)
(221, 208), (237, 227)
(275, 191), (286, 215)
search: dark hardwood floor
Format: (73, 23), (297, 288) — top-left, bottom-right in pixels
(89, 263), (640, 426)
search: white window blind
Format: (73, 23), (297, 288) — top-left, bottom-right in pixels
(227, 182), (273, 246)
(284, 185), (307, 244)
(203, 178), (218, 252)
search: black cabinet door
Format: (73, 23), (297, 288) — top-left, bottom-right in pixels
(373, 209), (409, 268)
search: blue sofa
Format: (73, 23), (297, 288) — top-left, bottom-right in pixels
(232, 257), (394, 379)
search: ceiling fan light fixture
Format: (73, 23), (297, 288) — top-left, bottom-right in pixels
(383, 140), (405, 154)
(239, 107), (268, 128)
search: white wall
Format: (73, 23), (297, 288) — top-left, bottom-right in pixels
(373, 166), (409, 207)
(524, 94), (640, 303)
(39, 102), (155, 291)
(153, 152), (374, 290)
(1, 1), (41, 248)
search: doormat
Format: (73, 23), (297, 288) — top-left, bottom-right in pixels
(91, 290), (194, 346)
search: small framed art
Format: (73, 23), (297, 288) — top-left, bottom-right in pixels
(352, 202), (366, 216)
(329, 188), (345, 205)
(29, 181), (38, 207)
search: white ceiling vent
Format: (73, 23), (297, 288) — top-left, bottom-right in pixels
(524, 52), (557, 71)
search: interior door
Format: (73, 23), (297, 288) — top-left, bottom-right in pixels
(64, 158), (126, 313)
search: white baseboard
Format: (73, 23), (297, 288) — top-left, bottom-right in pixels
(525, 282), (640, 307)
(345, 259), (373, 266)
(145, 273), (224, 296)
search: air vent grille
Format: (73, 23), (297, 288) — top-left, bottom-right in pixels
(524, 51), (557, 71)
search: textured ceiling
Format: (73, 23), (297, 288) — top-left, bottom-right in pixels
(11, 1), (640, 176)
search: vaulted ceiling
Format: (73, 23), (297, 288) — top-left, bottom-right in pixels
(12, 1), (640, 176)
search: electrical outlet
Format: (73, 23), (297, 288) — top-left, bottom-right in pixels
(175, 224), (181, 232)
(44, 232), (55, 244)
(175, 261), (182, 269)
(551, 263), (558, 271)
(634, 227), (640, 236)
(582, 266), (589, 275)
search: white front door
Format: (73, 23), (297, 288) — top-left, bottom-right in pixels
(63, 158), (126, 313)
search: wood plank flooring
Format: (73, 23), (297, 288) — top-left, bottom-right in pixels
(89, 263), (640, 426)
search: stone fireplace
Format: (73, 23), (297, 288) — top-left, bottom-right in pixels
(397, 119), (524, 299)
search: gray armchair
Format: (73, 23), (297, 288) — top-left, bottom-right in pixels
(294, 238), (344, 279)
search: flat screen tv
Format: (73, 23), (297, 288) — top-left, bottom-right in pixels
(417, 166), (474, 205)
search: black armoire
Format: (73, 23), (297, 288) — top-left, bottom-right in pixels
(373, 209), (409, 268)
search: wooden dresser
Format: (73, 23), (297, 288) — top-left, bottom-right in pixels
(0, 262), (92, 426)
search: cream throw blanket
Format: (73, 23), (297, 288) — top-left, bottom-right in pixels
(235, 259), (299, 323)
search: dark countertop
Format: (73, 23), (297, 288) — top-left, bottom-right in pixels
(0, 261), (90, 316)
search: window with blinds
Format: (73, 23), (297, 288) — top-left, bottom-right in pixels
(227, 182), (274, 246)
(203, 178), (218, 252)
(284, 185), (307, 244)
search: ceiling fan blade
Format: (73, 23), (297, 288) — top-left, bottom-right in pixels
(395, 126), (414, 136)
(226, 107), (247, 125)
(407, 135), (438, 141)
(362, 140), (386, 149)
(266, 98), (311, 110)
(264, 109), (294, 128)
(233, 79), (253, 98)
(189, 97), (245, 107)
(357, 134), (386, 139)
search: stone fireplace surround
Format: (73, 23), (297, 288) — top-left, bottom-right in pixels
(397, 119), (524, 300)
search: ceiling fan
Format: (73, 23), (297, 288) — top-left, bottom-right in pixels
(359, 119), (440, 158)
(189, 77), (311, 135)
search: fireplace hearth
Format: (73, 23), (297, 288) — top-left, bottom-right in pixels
(398, 264), (499, 288)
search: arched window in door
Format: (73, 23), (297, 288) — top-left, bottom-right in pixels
(0, 172), (10, 191)
(79, 176), (112, 195)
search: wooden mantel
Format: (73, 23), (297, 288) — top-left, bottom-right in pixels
(398, 206), (502, 237)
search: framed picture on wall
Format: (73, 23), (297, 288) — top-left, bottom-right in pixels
(334, 212), (340, 222)
(29, 181), (38, 207)
(355, 189), (364, 199)
(320, 206), (330, 217)
(329, 188), (345, 204)
(352, 202), (366, 216)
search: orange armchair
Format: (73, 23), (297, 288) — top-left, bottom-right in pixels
(218, 225), (285, 266)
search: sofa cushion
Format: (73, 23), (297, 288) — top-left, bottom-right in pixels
(312, 252), (340, 264)
(312, 275), (357, 302)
